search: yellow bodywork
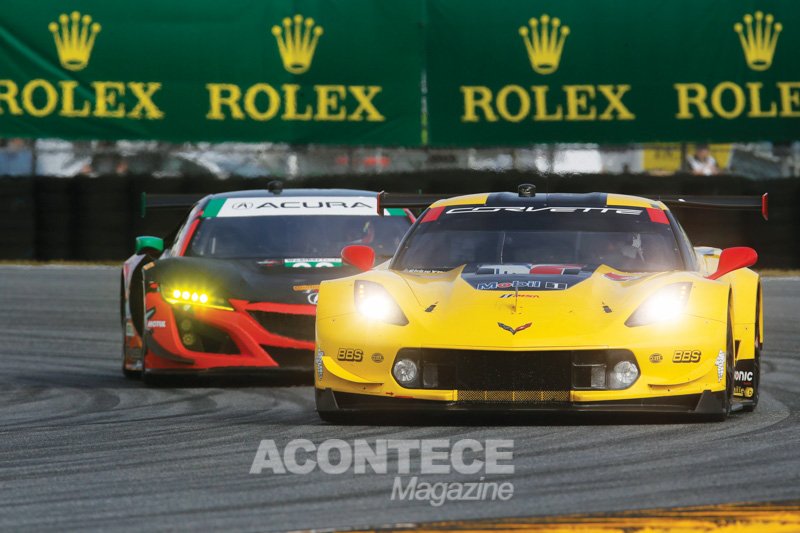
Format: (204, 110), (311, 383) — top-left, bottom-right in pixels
(315, 195), (761, 408)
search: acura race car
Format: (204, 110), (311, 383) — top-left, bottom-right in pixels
(315, 187), (765, 420)
(121, 187), (413, 383)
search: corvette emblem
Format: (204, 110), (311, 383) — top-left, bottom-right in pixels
(497, 322), (532, 335)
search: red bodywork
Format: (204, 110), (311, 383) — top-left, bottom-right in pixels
(142, 291), (314, 371)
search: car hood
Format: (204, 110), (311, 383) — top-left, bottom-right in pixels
(148, 256), (360, 305)
(382, 263), (688, 348)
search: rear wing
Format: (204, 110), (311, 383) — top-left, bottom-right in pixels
(658, 193), (768, 221)
(377, 191), (769, 221)
(377, 192), (451, 213)
(140, 192), (205, 218)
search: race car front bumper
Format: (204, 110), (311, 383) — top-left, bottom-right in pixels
(316, 387), (728, 416)
(142, 291), (316, 374)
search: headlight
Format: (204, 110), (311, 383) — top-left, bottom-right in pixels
(625, 283), (692, 327)
(163, 287), (233, 311)
(392, 358), (419, 386)
(354, 281), (408, 325)
(608, 360), (639, 389)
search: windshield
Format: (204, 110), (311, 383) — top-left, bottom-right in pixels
(186, 215), (411, 260)
(393, 205), (684, 272)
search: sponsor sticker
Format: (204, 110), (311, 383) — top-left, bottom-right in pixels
(205, 196), (379, 217)
(672, 350), (701, 363)
(315, 350), (324, 380)
(649, 353), (663, 363)
(285, 258), (342, 268)
(715, 350), (726, 382)
(337, 348), (363, 362)
(371, 353), (384, 363)
(147, 319), (166, 329)
(446, 206), (642, 216)
(293, 284), (321, 292)
(478, 280), (567, 291)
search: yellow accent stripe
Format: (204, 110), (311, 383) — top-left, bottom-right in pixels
(322, 356), (382, 384)
(607, 193), (658, 209)
(349, 501), (800, 532)
(432, 193), (489, 208)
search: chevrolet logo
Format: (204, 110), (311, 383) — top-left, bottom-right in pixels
(497, 322), (532, 335)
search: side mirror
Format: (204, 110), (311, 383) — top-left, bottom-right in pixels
(341, 245), (375, 272)
(707, 247), (757, 280)
(135, 236), (164, 258)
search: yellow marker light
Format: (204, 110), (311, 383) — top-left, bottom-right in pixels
(164, 287), (233, 311)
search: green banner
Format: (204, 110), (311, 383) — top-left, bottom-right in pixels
(0, 1), (798, 146)
(0, 0), (423, 145)
(427, 0), (800, 145)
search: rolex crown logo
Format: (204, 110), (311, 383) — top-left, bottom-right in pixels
(519, 14), (570, 75)
(48, 11), (101, 71)
(272, 14), (323, 74)
(734, 11), (782, 71)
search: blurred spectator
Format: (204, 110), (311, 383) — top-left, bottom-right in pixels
(0, 138), (34, 176)
(79, 141), (128, 176)
(687, 144), (719, 176)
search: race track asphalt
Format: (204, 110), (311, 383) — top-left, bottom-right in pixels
(0, 266), (798, 532)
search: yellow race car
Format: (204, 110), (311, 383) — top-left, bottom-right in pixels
(314, 187), (765, 421)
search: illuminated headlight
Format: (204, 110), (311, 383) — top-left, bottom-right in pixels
(625, 283), (692, 327)
(164, 287), (233, 311)
(354, 281), (408, 325)
(392, 358), (419, 386)
(608, 360), (640, 389)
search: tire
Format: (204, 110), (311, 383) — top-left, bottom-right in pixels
(121, 349), (140, 379)
(121, 280), (141, 380)
(741, 306), (761, 412)
(317, 411), (349, 424)
(723, 313), (735, 418)
(138, 278), (166, 387)
(708, 309), (735, 422)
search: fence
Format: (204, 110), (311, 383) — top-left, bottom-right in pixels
(0, 172), (795, 267)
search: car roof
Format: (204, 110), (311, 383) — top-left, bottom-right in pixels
(431, 192), (668, 210)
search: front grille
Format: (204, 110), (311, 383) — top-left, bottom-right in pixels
(398, 348), (572, 392)
(263, 346), (314, 369)
(396, 348), (635, 398)
(249, 311), (315, 342)
(457, 390), (570, 403)
(174, 309), (238, 354)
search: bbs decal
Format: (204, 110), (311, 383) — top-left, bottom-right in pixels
(337, 348), (363, 362)
(673, 350), (701, 363)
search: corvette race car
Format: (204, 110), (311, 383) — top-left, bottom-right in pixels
(314, 186), (766, 420)
(121, 186), (413, 383)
